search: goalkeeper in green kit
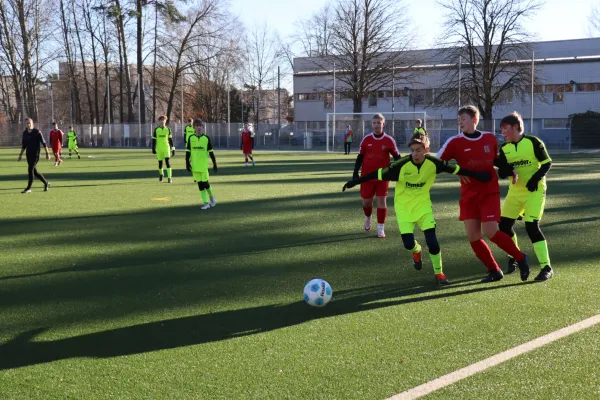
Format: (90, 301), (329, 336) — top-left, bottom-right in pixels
(186, 119), (218, 210)
(343, 134), (491, 284)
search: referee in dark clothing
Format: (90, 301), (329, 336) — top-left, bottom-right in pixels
(18, 118), (50, 193)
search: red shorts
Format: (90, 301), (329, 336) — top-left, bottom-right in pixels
(459, 192), (501, 222)
(52, 144), (62, 153)
(360, 180), (389, 199)
(242, 146), (252, 155)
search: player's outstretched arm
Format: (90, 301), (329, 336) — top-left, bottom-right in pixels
(343, 160), (401, 191)
(427, 155), (491, 181)
(352, 154), (364, 181)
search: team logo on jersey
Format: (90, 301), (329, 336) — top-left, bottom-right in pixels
(464, 148), (471, 152)
(484, 145), (490, 153)
(382, 145), (386, 150)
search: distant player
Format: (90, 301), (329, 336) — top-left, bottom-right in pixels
(152, 115), (174, 183)
(353, 113), (401, 238)
(437, 106), (530, 283)
(186, 119), (218, 209)
(66, 126), (81, 159)
(18, 118), (50, 193)
(497, 112), (554, 281)
(49, 122), (64, 166)
(184, 118), (195, 148)
(413, 119), (427, 136)
(344, 125), (353, 154)
(343, 134), (491, 284)
(241, 123), (255, 167)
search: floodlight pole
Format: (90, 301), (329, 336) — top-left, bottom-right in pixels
(530, 51), (535, 134)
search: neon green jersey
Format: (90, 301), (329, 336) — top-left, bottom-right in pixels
(499, 135), (551, 194)
(67, 131), (77, 143)
(185, 125), (195, 151)
(187, 134), (213, 171)
(377, 154), (459, 217)
(152, 126), (172, 150)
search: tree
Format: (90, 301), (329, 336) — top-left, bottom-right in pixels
(241, 24), (280, 126)
(302, 0), (415, 113)
(435, 0), (542, 122)
(590, 6), (600, 35)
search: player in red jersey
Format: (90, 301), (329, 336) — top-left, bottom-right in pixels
(48, 122), (64, 167)
(437, 106), (530, 283)
(352, 113), (401, 238)
(240, 123), (255, 167)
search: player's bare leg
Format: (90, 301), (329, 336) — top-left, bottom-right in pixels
(376, 196), (387, 238)
(362, 197), (373, 231)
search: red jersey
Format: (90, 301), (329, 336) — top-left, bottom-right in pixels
(437, 131), (499, 199)
(241, 130), (253, 146)
(359, 132), (400, 175)
(49, 129), (64, 147)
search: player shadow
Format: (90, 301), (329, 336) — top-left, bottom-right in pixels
(0, 232), (371, 282)
(0, 280), (527, 371)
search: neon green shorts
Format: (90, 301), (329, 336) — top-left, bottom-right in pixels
(501, 190), (546, 222)
(156, 148), (170, 161)
(192, 170), (209, 182)
(68, 142), (78, 150)
(398, 212), (436, 234)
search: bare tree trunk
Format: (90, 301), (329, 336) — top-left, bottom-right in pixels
(136, 0), (145, 123)
(0, 0), (23, 122)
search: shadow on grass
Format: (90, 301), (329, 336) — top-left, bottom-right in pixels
(0, 280), (531, 370)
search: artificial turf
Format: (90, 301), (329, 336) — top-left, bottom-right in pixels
(0, 149), (599, 399)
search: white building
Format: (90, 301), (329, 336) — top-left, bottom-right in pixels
(293, 38), (600, 149)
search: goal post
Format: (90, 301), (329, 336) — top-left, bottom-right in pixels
(325, 112), (442, 153)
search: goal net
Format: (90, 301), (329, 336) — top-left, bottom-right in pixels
(325, 112), (442, 153)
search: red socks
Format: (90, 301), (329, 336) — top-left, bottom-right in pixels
(490, 231), (525, 262)
(245, 156), (248, 162)
(470, 239), (500, 272)
(363, 206), (372, 217)
(377, 208), (387, 224)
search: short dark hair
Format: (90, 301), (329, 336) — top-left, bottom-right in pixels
(409, 133), (430, 149)
(158, 115), (167, 121)
(500, 112), (524, 134)
(372, 113), (385, 122)
(188, 118), (193, 123)
(458, 105), (480, 120)
(52, 121), (57, 125)
(416, 119), (422, 124)
(193, 118), (204, 127)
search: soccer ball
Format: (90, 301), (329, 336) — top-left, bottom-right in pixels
(303, 279), (333, 307)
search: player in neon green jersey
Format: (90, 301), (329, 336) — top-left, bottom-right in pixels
(343, 134), (491, 284)
(186, 119), (218, 209)
(184, 118), (195, 149)
(497, 112), (553, 281)
(66, 126), (81, 159)
(152, 115), (175, 183)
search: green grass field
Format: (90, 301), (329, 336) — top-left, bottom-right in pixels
(1, 148), (599, 399)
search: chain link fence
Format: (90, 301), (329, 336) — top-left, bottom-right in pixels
(0, 118), (597, 152)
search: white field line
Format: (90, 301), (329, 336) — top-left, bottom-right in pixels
(387, 313), (600, 400)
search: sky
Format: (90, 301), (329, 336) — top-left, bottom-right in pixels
(230, 0), (598, 48)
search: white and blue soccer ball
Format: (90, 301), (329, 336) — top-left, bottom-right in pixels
(303, 279), (333, 307)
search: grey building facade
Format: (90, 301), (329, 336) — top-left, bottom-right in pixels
(293, 38), (600, 149)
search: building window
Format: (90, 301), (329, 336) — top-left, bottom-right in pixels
(553, 92), (564, 103)
(543, 119), (569, 129)
(378, 91), (386, 98)
(576, 83), (600, 92)
(368, 93), (377, 107)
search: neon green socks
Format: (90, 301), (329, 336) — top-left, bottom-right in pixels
(533, 240), (551, 267)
